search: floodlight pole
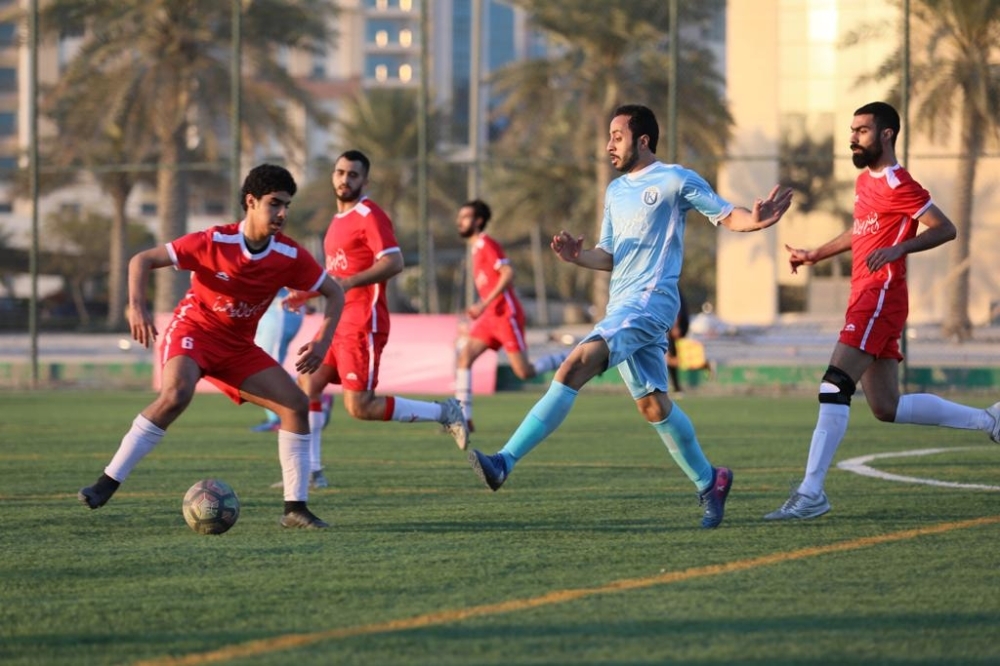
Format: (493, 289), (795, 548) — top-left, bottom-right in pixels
(230, 0), (242, 219)
(28, 0), (39, 388)
(900, 0), (911, 391)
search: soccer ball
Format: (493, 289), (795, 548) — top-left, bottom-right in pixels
(182, 478), (240, 535)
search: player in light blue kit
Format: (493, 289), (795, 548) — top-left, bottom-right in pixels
(468, 104), (793, 528)
(251, 287), (307, 433)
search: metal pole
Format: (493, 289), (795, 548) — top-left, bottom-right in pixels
(667, 0), (678, 164)
(464, 0), (482, 311)
(900, 0), (910, 390)
(231, 0), (242, 219)
(28, 0), (39, 388)
(417, 0), (430, 312)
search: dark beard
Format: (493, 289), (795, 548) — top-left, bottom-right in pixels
(615, 138), (641, 173)
(335, 186), (361, 203)
(851, 142), (882, 169)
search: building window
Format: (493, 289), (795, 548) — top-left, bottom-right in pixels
(0, 69), (16, 93)
(0, 111), (15, 136)
(205, 201), (226, 215)
(0, 23), (16, 47)
(140, 203), (157, 216)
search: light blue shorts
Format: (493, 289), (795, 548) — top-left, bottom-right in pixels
(582, 302), (675, 400)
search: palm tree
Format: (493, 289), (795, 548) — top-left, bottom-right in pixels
(489, 0), (731, 317)
(35, 0), (338, 314)
(853, 0), (1000, 341)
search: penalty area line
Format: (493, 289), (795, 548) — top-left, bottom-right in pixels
(132, 514), (1000, 666)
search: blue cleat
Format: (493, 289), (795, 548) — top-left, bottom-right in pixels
(250, 420), (280, 433)
(698, 466), (733, 529)
(468, 449), (508, 491)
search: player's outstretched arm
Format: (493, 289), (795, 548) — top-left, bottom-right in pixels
(720, 185), (794, 232)
(551, 231), (613, 271)
(294, 275), (344, 375)
(127, 246), (173, 348)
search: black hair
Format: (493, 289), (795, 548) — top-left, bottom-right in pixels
(336, 149), (371, 177)
(462, 199), (492, 231)
(240, 164), (297, 211)
(612, 104), (660, 154)
(854, 101), (900, 146)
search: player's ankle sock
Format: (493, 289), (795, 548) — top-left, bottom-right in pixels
(92, 473), (121, 496)
(456, 368), (472, 421)
(283, 501), (306, 515)
(651, 404), (712, 490)
(500, 381), (578, 469)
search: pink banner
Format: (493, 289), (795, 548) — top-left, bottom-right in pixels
(152, 313), (497, 396)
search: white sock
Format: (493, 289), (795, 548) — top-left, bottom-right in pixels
(798, 403), (850, 497)
(308, 410), (324, 473)
(105, 414), (166, 482)
(532, 351), (568, 375)
(455, 368), (472, 421)
(278, 430), (311, 502)
(895, 394), (994, 430)
(390, 397), (440, 423)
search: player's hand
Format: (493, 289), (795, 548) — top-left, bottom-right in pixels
(466, 302), (484, 320)
(551, 231), (583, 263)
(865, 245), (904, 273)
(127, 304), (158, 349)
(294, 340), (328, 374)
(784, 243), (814, 274)
(283, 289), (312, 311)
(753, 185), (794, 227)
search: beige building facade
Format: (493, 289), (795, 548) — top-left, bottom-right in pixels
(720, 0), (1000, 327)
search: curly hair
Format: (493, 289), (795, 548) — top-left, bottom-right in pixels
(240, 164), (297, 211)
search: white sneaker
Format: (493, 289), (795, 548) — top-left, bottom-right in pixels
(438, 398), (469, 450)
(763, 490), (831, 521)
(986, 402), (1000, 444)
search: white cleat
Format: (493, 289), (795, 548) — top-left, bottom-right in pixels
(764, 490), (831, 521)
(986, 402), (1000, 444)
(438, 397), (470, 450)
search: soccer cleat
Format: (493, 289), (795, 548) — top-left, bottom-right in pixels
(986, 402), (1000, 444)
(311, 469), (329, 489)
(78, 483), (116, 510)
(280, 508), (329, 529)
(698, 466), (733, 529)
(468, 449), (508, 491)
(321, 394), (334, 430)
(250, 420), (280, 433)
(763, 489), (831, 521)
(438, 398), (470, 450)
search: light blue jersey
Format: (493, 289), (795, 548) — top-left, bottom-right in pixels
(587, 161), (733, 397)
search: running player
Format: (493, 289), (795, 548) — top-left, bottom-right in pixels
(765, 101), (1000, 520)
(467, 104), (793, 528)
(453, 199), (568, 432)
(284, 150), (468, 490)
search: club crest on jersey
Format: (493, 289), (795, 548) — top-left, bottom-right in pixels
(642, 187), (659, 206)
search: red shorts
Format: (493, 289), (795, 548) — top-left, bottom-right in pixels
(160, 318), (278, 404)
(321, 329), (388, 392)
(469, 312), (528, 354)
(839, 286), (907, 361)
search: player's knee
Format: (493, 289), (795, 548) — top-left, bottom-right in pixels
(818, 365), (855, 406)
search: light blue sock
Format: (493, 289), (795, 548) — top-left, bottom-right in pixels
(651, 404), (713, 491)
(499, 381), (578, 470)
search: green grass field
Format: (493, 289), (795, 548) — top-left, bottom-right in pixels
(2, 388), (999, 666)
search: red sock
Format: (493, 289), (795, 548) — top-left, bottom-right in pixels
(383, 396), (395, 421)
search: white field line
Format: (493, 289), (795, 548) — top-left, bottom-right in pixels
(837, 446), (1000, 491)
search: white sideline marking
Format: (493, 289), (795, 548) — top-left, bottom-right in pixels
(837, 446), (1000, 491)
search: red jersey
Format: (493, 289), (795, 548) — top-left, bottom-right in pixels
(323, 198), (400, 335)
(851, 164), (932, 292)
(472, 233), (523, 319)
(166, 221), (326, 340)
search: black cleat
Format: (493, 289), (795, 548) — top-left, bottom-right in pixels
(280, 508), (329, 529)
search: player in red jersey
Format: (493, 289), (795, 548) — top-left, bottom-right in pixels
(78, 164), (345, 529)
(765, 102), (1000, 521)
(453, 199), (568, 432)
(286, 150), (468, 487)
